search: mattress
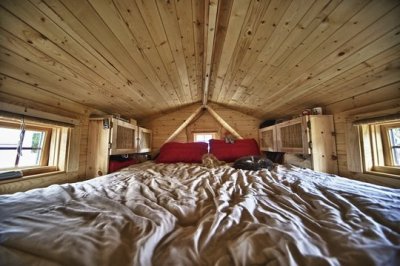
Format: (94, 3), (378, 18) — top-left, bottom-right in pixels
(0, 162), (399, 265)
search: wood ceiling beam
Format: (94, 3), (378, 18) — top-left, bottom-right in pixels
(202, 0), (219, 106)
(205, 105), (243, 139)
(163, 106), (204, 144)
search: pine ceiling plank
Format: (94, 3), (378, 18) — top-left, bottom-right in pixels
(135, 0), (190, 104)
(270, 56), (400, 113)
(246, 0), (397, 107)
(0, 1), (156, 116)
(56, 0), (169, 110)
(211, 0), (251, 103)
(86, 0), (180, 108)
(192, 0), (205, 105)
(0, 92), (85, 120)
(265, 0), (399, 87)
(202, 0), (218, 105)
(0, 28), (145, 116)
(312, 44), (400, 97)
(261, 24), (400, 114)
(239, 0), (372, 106)
(0, 48), (130, 115)
(211, 0), (291, 103)
(268, 0), (342, 68)
(243, 0), (398, 110)
(155, 0), (193, 103)
(112, 0), (183, 106)
(260, 3), (400, 105)
(113, 0), (185, 106)
(175, 0), (201, 103)
(325, 82), (400, 113)
(33, 0), (154, 113)
(221, 0), (313, 103)
(217, 0), (271, 104)
(230, 0), (340, 105)
(308, 58), (400, 106)
(0, 75), (89, 116)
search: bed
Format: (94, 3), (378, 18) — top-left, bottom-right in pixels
(0, 161), (399, 265)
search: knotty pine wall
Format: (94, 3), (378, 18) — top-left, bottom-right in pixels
(0, 93), (99, 194)
(326, 85), (400, 188)
(140, 103), (261, 152)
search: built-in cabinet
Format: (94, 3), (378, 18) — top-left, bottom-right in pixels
(259, 126), (277, 151)
(259, 115), (338, 174)
(138, 127), (152, 153)
(86, 116), (152, 178)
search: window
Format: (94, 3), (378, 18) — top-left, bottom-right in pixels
(0, 117), (70, 180)
(0, 120), (51, 170)
(386, 125), (400, 166)
(193, 132), (218, 152)
(193, 132), (216, 143)
(380, 123), (400, 167)
(360, 121), (400, 176)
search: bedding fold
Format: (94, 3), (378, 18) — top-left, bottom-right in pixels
(0, 162), (399, 265)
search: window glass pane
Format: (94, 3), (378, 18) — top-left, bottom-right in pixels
(0, 128), (20, 168)
(19, 131), (45, 167)
(0, 128), (20, 146)
(389, 127), (400, 166)
(0, 150), (18, 168)
(194, 133), (213, 143)
(0, 128), (45, 168)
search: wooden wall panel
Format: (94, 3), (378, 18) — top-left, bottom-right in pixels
(140, 103), (261, 152)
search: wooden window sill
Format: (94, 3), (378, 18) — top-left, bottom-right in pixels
(365, 170), (400, 180)
(0, 166), (60, 185)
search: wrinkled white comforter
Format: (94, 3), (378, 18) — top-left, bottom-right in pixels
(0, 162), (399, 265)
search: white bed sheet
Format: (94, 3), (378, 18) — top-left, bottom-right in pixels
(0, 162), (399, 265)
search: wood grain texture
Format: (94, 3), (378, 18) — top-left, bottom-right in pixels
(141, 103), (261, 152)
(0, 0), (398, 120)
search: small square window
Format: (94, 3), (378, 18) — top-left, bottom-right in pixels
(193, 132), (218, 152)
(194, 133), (215, 143)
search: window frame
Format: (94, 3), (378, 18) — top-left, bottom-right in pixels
(0, 120), (53, 169)
(380, 122), (400, 167)
(0, 119), (65, 180)
(192, 132), (218, 143)
(360, 121), (400, 177)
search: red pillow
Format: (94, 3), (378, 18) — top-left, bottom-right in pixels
(156, 142), (208, 163)
(109, 159), (138, 173)
(209, 139), (260, 162)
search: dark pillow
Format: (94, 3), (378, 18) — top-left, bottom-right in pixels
(209, 139), (260, 162)
(156, 142), (208, 163)
(233, 156), (274, 171)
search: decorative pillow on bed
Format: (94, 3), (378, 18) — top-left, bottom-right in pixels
(233, 156), (274, 171)
(209, 138), (260, 162)
(156, 142), (208, 163)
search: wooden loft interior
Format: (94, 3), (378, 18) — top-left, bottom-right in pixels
(0, 0), (399, 191)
